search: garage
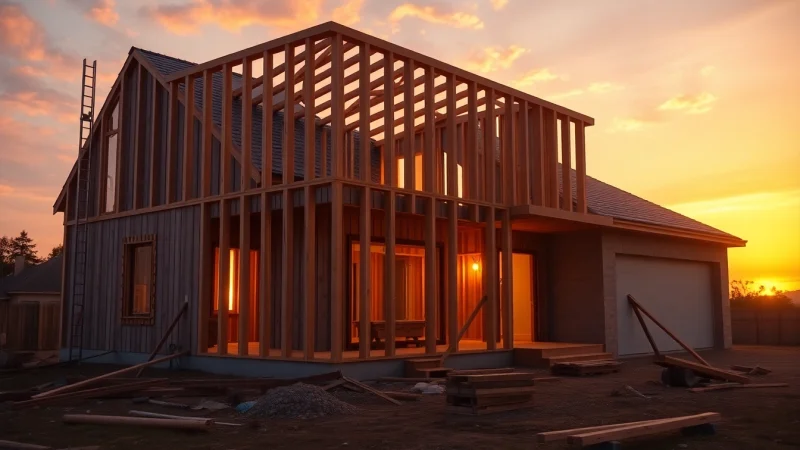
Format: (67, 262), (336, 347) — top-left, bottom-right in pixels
(615, 255), (715, 356)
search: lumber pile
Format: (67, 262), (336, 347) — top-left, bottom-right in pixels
(445, 370), (535, 415)
(537, 412), (721, 447)
(551, 360), (622, 377)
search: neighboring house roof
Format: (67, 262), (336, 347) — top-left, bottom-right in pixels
(0, 255), (63, 300)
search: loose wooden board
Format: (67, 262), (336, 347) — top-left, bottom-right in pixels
(566, 412), (721, 446)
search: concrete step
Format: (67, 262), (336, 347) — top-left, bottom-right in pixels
(545, 352), (614, 366)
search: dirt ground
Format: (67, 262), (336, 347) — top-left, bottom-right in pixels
(1, 345), (799, 450)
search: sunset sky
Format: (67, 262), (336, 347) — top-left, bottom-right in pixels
(0, 0), (797, 292)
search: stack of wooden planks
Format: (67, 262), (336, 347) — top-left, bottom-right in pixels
(551, 359), (622, 377)
(445, 369), (535, 415)
(537, 412), (721, 447)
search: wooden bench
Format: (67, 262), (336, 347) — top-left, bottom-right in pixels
(354, 320), (425, 348)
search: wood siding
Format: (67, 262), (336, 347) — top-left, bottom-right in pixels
(63, 206), (200, 353)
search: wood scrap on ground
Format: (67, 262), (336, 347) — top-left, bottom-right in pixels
(13, 379), (168, 409)
(538, 412), (721, 446)
(731, 365), (772, 376)
(63, 414), (212, 431)
(689, 383), (789, 393)
(551, 360), (621, 377)
(32, 352), (187, 399)
(655, 356), (751, 384)
(376, 377), (445, 383)
(342, 376), (402, 405)
(128, 410), (243, 426)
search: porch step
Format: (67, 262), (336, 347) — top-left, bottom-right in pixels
(544, 352), (614, 367)
(404, 357), (448, 378)
(513, 344), (607, 368)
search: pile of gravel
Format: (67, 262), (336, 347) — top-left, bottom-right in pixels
(245, 382), (358, 419)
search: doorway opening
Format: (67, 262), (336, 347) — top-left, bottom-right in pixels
(499, 252), (536, 343)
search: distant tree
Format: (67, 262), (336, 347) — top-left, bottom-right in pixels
(47, 244), (64, 260)
(11, 230), (41, 265)
(730, 279), (793, 309)
(0, 236), (11, 276)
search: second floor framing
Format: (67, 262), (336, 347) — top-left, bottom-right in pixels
(55, 22), (595, 225)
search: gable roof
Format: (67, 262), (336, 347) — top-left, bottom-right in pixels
(54, 35), (743, 247)
(0, 255), (63, 300)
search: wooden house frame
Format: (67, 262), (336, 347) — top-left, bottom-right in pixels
(54, 22), (745, 371)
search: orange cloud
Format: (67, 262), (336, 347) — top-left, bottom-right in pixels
(141, 0), (324, 35)
(512, 68), (562, 87)
(607, 117), (649, 133)
(550, 81), (624, 99)
(332, 0), (364, 26)
(466, 45), (527, 73)
(0, 90), (75, 124)
(490, 0), (509, 11)
(87, 0), (119, 26)
(0, 3), (78, 81)
(389, 3), (484, 30)
(658, 92), (718, 114)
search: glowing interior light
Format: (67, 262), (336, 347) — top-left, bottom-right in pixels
(472, 261), (480, 272)
(228, 249), (235, 310)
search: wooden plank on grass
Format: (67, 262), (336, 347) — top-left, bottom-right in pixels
(689, 383), (788, 393)
(537, 418), (666, 443)
(32, 352), (187, 399)
(567, 412), (721, 446)
(657, 356), (750, 384)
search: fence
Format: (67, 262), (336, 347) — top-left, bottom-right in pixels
(0, 301), (60, 351)
(731, 307), (800, 346)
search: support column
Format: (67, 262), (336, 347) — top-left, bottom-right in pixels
(501, 208), (513, 349)
(484, 206), (497, 350)
(330, 181), (344, 362)
(359, 187), (371, 358)
(384, 191), (396, 357)
(281, 189), (294, 357)
(304, 186), (316, 359)
(258, 192), (272, 356)
(217, 199), (230, 355)
(237, 196), (251, 356)
(201, 70), (213, 197)
(561, 115), (572, 212)
(424, 197), (437, 354)
(197, 202), (211, 353)
(575, 121), (587, 213)
(183, 75), (195, 201)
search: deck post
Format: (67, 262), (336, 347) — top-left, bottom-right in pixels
(262, 51), (274, 188)
(575, 120), (587, 213)
(561, 114), (572, 211)
(238, 195), (251, 356)
(183, 74), (195, 201)
(241, 58), (252, 191)
(201, 70), (213, 197)
(517, 101), (530, 205)
(500, 208), (513, 349)
(220, 64), (233, 195)
(384, 190), (397, 357)
(403, 59), (415, 196)
(546, 109), (559, 208)
(531, 105), (545, 206)
(217, 199), (230, 355)
(258, 192), (272, 356)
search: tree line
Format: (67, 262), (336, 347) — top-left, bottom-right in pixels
(729, 279), (795, 309)
(0, 230), (63, 277)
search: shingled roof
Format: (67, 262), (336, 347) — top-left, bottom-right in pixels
(0, 255), (63, 300)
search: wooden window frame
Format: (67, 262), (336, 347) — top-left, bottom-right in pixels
(101, 98), (121, 215)
(121, 234), (156, 325)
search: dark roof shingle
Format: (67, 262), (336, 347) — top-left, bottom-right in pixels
(0, 255), (63, 299)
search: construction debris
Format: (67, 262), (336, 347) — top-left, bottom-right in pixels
(731, 365), (772, 376)
(655, 356), (751, 384)
(688, 383), (789, 393)
(244, 383), (358, 419)
(446, 371), (535, 415)
(537, 412), (721, 446)
(551, 360), (621, 377)
(63, 413), (212, 431)
(128, 410), (243, 426)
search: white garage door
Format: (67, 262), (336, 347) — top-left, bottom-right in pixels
(616, 255), (715, 356)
